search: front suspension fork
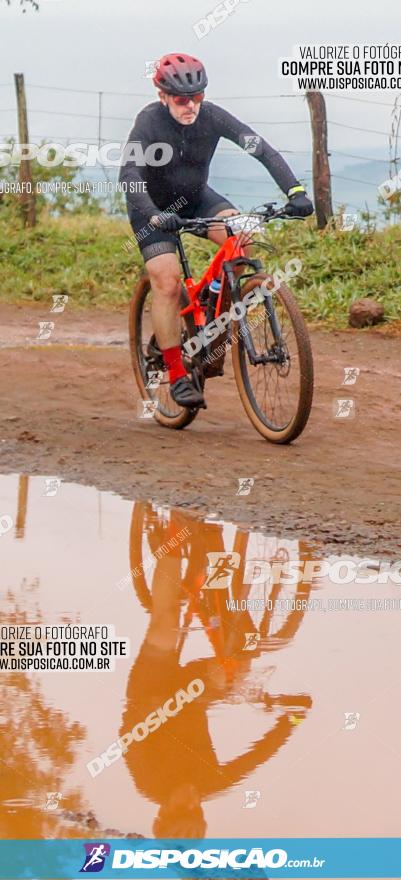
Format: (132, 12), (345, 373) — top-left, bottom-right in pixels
(224, 259), (283, 365)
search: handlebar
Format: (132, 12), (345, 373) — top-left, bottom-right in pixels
(176, 203), (303, 235)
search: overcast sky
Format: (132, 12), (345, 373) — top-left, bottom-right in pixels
(0, 0), (399, 170)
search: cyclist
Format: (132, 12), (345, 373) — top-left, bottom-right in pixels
(120, 53), (313, 408)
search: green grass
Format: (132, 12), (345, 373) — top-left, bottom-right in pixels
(1, 209), (401, 327)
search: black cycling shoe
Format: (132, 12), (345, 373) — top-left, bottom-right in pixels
(170, 375), (205, 408)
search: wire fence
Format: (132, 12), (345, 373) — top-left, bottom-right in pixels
(0, 79), (399, 212)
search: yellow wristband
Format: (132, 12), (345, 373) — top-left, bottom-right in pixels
(288, 185), (305, 197)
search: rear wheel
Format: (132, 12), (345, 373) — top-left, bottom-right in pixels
(231, 273), (313, 443)
(129, 274), (200, 429)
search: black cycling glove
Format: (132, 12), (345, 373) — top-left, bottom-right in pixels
(152, 212), (182, 233)
(284, 186), (314, 218)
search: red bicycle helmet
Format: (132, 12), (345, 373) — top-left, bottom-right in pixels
(153, 53), (208, 96)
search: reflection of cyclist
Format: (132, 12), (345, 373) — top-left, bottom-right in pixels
(123, 514), (312, 839)
(122, 641), (308, 839)
(131, 503), (317, 656)
(119, 53), (313, 409)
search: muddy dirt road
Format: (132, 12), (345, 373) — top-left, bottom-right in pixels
(0, 303), (400, 557)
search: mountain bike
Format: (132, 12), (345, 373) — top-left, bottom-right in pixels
(129, 500), (317, 657)
(129, 203), (313, 444)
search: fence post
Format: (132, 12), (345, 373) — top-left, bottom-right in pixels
(14, 72), (36, 227)
(306, 90), (333, 229)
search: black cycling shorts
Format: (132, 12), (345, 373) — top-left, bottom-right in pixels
(129, 185), (235, 263)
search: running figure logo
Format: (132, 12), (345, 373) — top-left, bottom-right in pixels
(334, 399), (355, 419)
(140, 400), (158, 419)
(342, 367), (360, 386)
(242, 134), (262, 155)
(146, 370), (164, 390)
(340, 213), (358, 231)
(203, 552), (240, 590)
(343, 712), (360, 731)
(80, 843), (110, 873)
(242, 789), (261, 809)
(36, 321), (55, 341)
(243, 632), (260, 651)
(236, 477), (254, 496)
(43, 791), (63, 811)
(50, 294), (69, 313)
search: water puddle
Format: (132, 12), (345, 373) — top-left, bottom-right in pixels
(1, 474), (401, 841)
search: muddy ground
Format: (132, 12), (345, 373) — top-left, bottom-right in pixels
(0, 302), (400, 557)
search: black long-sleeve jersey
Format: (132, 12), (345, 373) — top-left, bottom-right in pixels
(119, 100), (300, 223)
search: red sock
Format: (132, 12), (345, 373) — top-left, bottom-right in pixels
(162, 346), (187, 385)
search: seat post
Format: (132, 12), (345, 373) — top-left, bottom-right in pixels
(176, 234), (192, 280)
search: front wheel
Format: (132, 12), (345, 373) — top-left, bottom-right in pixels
(231, 273), (314, 443)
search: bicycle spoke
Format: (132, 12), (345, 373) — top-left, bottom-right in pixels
(239, 290), (302, 431)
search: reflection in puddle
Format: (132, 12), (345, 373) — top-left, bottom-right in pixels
(0, 587), (86, 838)
(126, 502), (314, 838)
(1, 474), (401, 842)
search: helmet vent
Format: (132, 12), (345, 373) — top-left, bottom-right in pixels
(177, 56), (185, 63)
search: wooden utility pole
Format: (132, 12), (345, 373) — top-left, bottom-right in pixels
(15, 475), (29, 540)
(14, 73), (36, 227)
(306, 91), (333, 229)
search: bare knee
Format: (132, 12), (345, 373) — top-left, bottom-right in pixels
(153, 273), (181, 301)
(147, 257), (181, 301)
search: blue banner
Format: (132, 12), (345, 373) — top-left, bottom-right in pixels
(1, 838), (401, 879)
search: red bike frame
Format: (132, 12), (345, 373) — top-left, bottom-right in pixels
(179, 233), (246, 327)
